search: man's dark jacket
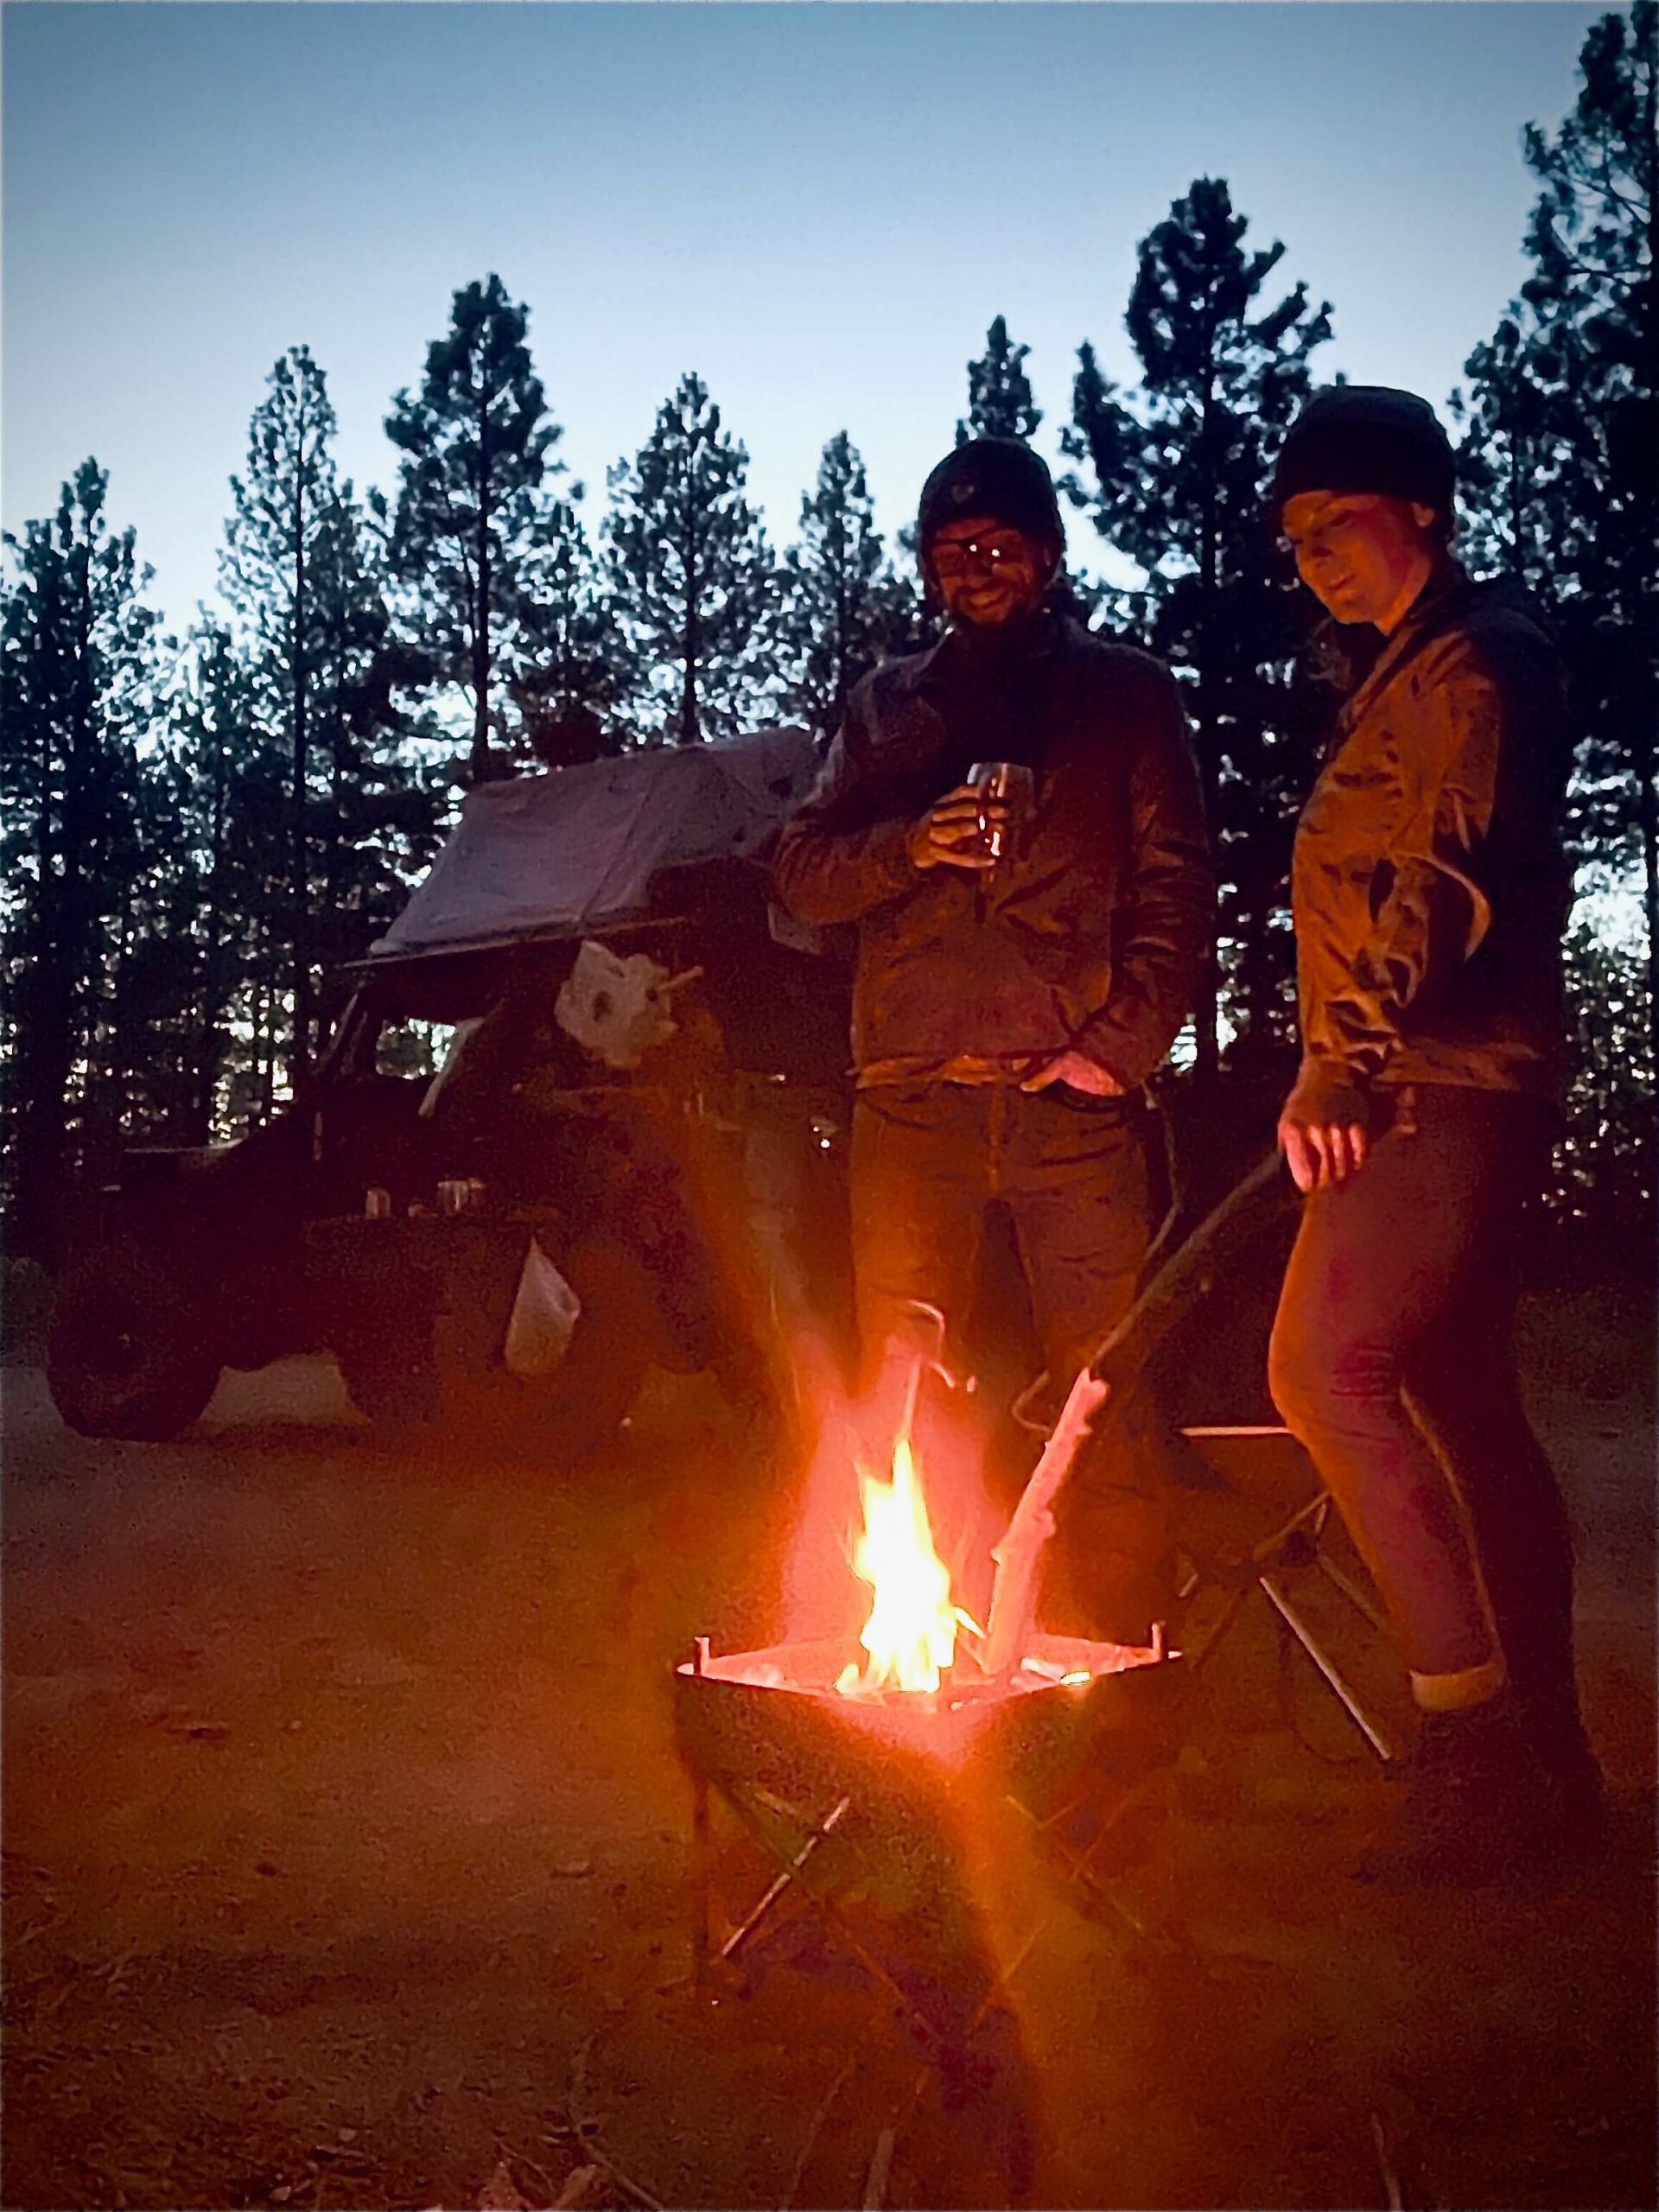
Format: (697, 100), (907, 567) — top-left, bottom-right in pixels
(772, 611), (1213, 1089)
(1290, 559), (1573, 1108)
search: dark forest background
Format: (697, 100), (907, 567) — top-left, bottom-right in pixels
(3, 3), (1653, 1278)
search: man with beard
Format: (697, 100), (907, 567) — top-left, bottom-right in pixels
(772, 436), (1212, 1641)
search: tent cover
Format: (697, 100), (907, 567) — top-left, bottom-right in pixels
(368, 728), (820, 963)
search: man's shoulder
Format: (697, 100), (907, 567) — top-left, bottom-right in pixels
(846, 619), (1181, 753)
(845, 644), (945, 753)
(1058, 620), (1179, 695)
(850, 638), (938, 712)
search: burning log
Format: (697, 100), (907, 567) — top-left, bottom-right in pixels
(835, 1428), (981, 1697)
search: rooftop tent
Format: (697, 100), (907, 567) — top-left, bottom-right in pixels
(367, 728), (821, 963)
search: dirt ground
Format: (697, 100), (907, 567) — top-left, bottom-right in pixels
(3, 1290), (1655, 2212)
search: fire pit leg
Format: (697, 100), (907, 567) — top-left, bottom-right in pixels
(721, 1794), (852, 1966)
(709, 1781), (922, 2027)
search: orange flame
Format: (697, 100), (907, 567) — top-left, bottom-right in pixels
(836, 1432), (981, 1696)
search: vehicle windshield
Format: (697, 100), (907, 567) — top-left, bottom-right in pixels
(373, 1018), (458, 1081)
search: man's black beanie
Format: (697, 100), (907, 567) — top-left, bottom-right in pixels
(917, 436), (1064, 555)
(1270, 385), (1456, 524)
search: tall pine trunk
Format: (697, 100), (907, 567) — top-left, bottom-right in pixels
(1636, 687), (1659, 1084)
(290, 475), (311, 1084)
(11, 640), (73, 1263)
(192, 728), (230, 1144)
(1642, 75), (1657, 1085)
(19, 607), (98, 1265)
(471, 400), (493, 780)
(679, 509), (701, 745)
(1192, 364), (1222, 1084)
(11, 950), (77, 1267)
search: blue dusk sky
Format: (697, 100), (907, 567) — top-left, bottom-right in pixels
(3, 2), (1604, 635)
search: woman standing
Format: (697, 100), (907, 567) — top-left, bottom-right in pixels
(1266, 385), (1604, 1885)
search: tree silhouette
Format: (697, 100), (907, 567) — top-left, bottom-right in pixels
(1, 461), (167, 1260)
(1065, 176), (1332, 1076)
(507, 501), (628, 766)
(1555, 919), (1656, 1261)
(604, 372), (778, 745)
(303, 492), (442, 991)
(1456, 1), (1656, 1075)
(220, 346), (341, 1077)
(957, 315), (1042, 445)
(776, 432), (914, 737)
(168, 618), (271, 1137)
(223, 352), (434, 1076)
(385, 274), (572, 785)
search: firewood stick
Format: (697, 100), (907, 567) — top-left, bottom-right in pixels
(982, 1152), (1294, 1677)
(982, 1365), (1110, 1675)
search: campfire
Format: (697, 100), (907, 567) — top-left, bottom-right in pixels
(678, 1365), (1166, 1725)
(835, 1427), (982, 1698)
(673, 1363), (1175, 2061)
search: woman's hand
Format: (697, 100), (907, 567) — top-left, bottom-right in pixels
(1277, 1063), (1370, 1192)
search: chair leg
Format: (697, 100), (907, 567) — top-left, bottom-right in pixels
(1257, 1572), (1402, 1761)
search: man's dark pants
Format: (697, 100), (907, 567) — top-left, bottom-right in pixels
(1268, 1084), (1584, 1750)
(849, 1078), (1168, 1637)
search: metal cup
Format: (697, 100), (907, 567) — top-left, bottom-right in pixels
(967, 760), (1036, 861)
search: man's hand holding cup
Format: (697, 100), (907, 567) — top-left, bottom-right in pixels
(908, 762), (1035, 874)
(907, 783), (1008, 872)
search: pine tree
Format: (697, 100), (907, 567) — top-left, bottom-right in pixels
(1452, 313), (1576, 594)
(507, 501), (629, 767)
(99, 725), (204, 1158)
(776, 432), (912, 737)
(304, 490), (443, 984)
(223, 353), (440, 1080)
(957, 316), (1042, 445)
(1064, 177), (1332, 1077)
(603, 372), (779, 745)
(0, 461), (167, 1261)
(168, 623), (273, 1141)
(385, 274), (573, 783)
(220, 346), (341, 1079)
(1455, 3), (1656, 1078)
(1530, 0), (1654, 1067)
(1556, 918), (1656, 1258)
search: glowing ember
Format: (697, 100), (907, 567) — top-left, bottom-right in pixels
(836, 1433), (982, 1696)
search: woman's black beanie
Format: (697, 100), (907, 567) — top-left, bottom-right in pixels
(1270, 385), (1456, 524)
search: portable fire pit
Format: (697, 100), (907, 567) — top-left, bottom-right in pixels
(675, 1625), (1170, 1995)
(674, 1621), (1171, 2194)
(677, 1628), (1166, 1855)
(674, 1309), (1179, 1999)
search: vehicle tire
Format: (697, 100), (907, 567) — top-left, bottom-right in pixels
(46, 1243), (223, 1441)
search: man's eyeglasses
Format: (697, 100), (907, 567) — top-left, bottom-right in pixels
(930, 535), (1027, 579)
